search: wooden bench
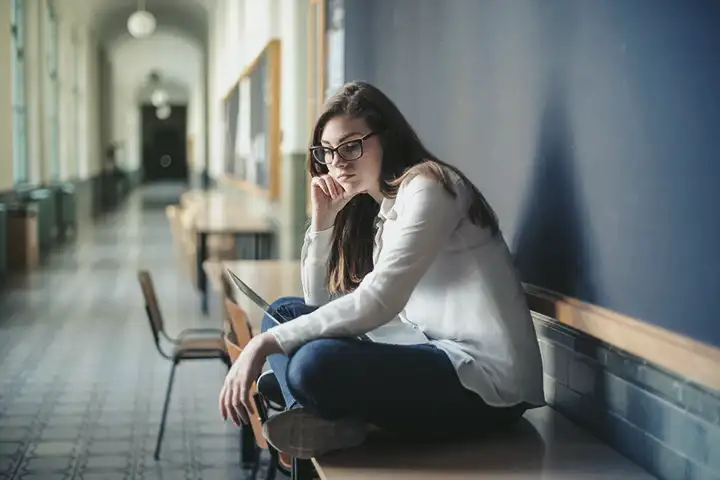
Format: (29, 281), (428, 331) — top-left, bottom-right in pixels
(209, 260), (654, 479)
(312, 407), (654, 479)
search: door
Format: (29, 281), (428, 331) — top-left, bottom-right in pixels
(141, 104), (189, 183)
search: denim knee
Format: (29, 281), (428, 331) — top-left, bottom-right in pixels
(261, 296), (305, 333)
(286, 339), (344, 417)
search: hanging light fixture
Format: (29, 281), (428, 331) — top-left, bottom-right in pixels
(127, 0), (156, 39)
(156, 104), (172, 120)
(151, 89), (169, 107)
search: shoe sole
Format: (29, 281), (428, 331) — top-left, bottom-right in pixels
(263, 409), (367, 460)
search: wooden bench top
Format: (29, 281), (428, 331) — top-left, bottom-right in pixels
(313, 407), (654, 479)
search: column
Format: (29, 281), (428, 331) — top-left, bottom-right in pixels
(25, 0), (45, 184)
(278, 0), (310, 259)
(0, 0), (13, 191)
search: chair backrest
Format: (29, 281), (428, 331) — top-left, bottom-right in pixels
(223, 334), (269, 450)
(137, 270), (165, 348)
(224, 299), (254, 349)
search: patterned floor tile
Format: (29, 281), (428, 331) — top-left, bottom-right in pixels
(37, 427), (84, 441)
(0, 428), (31, 441)
(22, 455), (74, 472)
(16, 474), (68, 480)
(0, 186), (278, 480)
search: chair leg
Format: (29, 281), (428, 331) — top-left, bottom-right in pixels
(241, 422), (259, 469)
(291, 458), (314, 480)
(155, 361), (178, 460)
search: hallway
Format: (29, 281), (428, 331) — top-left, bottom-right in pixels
(0, 187), (248, 480)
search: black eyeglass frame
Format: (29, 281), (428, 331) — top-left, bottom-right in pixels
(309, 131), (380, 165)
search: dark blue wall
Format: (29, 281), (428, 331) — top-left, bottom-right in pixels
(344, 0), (720, 346)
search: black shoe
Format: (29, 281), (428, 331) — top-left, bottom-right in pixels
(257, 370), (286, 410)
(262, 408), (367, 460)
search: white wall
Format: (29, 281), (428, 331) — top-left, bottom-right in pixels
(82, 28), (102, 178)
(0, 0), (12, 190)
(109, 31), (204, 173)
(55, 3), (104, 182)
(279, 0), (309, 155)
(208, 0), (310, 178)
(57, 18), (76, 180)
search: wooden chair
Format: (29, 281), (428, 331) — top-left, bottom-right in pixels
(224, 300), (292, 480)
(137, 270), (231, 460)
(224, 299), (254, 349)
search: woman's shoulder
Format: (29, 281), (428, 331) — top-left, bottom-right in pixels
(396, 161), (464, 198)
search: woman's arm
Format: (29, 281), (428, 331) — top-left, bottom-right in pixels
(300, 225), (334, 306)
(271, 175), (465, 353)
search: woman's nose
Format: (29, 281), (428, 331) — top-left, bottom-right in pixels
(330, 152), (348, 168)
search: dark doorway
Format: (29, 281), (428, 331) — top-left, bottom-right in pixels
(141, 104), (189, 183)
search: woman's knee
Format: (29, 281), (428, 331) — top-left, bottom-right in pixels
(269, 296), (304, 310)
(261, 296), (305, 333)
(286, 339), (345, 414)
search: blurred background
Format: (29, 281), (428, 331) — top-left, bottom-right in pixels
(0, 1), (718, 480)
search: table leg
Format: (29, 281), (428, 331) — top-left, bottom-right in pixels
(197, 231), (208, 315)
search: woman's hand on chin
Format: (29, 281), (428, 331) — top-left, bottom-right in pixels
(218, 332), (282, 426)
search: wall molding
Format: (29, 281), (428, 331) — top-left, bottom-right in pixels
(524, 284), (720, 392)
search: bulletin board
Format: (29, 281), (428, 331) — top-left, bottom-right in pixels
(222, 39), (282, 199)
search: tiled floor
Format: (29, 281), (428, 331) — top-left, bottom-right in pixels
(0, 185), (266, 480)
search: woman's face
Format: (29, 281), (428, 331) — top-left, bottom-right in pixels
(319, 115), (383, 200)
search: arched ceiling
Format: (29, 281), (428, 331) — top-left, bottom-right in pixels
(110, 31), (204, 104)
(74, 0), (215, 47)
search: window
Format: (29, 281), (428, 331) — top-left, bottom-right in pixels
(11, 0), (29, 185)
(45, 0), (59, 181)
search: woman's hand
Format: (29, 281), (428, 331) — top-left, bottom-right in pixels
(219, 332), (282, 426)
(311, 174), (357, 231)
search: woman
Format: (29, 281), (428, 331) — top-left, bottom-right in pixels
(219, 81), (545, 459)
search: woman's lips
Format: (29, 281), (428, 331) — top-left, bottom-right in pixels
(337, 173), (355, 181)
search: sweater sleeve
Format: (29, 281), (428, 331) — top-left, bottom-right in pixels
(300, 225), (334, 307)
(271, 175), (464, 354)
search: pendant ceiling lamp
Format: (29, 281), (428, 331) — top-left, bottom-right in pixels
(156, 104), (172, 120)
(127, 0), (156, 39)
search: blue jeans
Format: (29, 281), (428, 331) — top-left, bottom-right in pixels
(262, 296), (527, 437)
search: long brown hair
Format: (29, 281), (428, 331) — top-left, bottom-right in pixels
(308, 81), (499, 294)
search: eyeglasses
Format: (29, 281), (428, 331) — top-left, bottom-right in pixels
(309, 131), (379, 165)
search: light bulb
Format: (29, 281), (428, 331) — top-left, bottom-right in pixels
(127, 10), (156, 38)
(156, 104), (172, 120)
(151, 89), (168, 107)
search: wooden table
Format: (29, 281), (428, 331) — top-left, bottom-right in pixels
(219, 260), (302, 331)
(194, 208), (276, 314)
(181, 189), (231, 209)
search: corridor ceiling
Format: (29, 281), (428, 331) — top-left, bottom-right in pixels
(72, 0), (215, 46)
